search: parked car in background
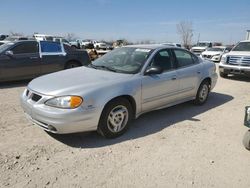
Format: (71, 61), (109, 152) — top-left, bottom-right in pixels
(0, 34), (8, 41)
(191, 41), (213, 55)
(33, 34), (53, 41)
(0, 41), (91, 82)
(92, 40), (108, 50)
(81, 40), (92, 48)
(243, 106), (250, 150)
(69, 39), (81, 49)
(20, 45), (217, 138)
(200, 46), (231, 62)
(33, 34), (71, 46)
(219, 40), (250, 77)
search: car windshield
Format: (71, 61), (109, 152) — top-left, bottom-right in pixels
(206, 48), (224, 52)
(197, 43), (210, 47)
(91, 47), (153, 74)
(232, 42), (250, 51)
(0, 42), (14, 53)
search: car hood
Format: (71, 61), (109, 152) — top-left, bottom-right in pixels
(192, 46), (207, 50)
(201, 51), (222, 56)
(28, 67), (134, 96)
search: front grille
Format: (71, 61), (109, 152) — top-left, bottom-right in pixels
(228, 56), (250, 66)
(31, 93), (42, 102)
(203, 55), (212, 59)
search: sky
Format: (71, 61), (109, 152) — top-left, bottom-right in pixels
(0, 0), (250, 44)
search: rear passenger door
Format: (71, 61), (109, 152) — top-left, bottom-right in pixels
(0, 41), (41, 80)
(40, 41), (66, 74)
(173, 49), (202, 99)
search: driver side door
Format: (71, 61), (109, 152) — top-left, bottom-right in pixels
(0, 41), (41, 81)
(141, 49), (179, 112)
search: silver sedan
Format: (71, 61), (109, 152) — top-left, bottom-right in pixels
(21, 45), (218, 138)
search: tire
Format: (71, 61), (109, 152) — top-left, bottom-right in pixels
(65, 61), (80, 69)
(219, 71), (228, 78)
(243, 130), (250, 150)
(98, 98), (133, 138)
(194, 80), (210, 105)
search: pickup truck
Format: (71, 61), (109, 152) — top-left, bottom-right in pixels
(219, 40), (250, 78)
(0, 40), (91, 82)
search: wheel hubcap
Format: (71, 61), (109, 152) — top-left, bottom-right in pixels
(107, 105), (128, 133)
(199, 84), (209, 102)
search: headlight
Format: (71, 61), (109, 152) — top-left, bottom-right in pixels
(220, 56), (227, 64)
(45, 96), (83, 109)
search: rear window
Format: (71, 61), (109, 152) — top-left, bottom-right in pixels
(41, 41), (62, 53)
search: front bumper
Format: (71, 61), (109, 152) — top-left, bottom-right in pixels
(20, 89), (100, 134)
(219, 64), (250, 76)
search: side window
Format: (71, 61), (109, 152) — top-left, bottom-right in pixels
(151, 50), (173, 72)
(174, 50), (194, 68)
(63, 44), (74, 52)
(40, 41), (62, 53)
(192, 54), (199, 64)
(11, 42), (39, 54)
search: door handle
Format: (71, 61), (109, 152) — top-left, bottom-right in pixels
(197, 71), (201, 74)
(171, 77), (177, 80)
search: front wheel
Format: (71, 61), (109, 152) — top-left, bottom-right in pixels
(98, 98), (132, 138)
(243, 130), (250, 150)
(194, 81), (210, 105)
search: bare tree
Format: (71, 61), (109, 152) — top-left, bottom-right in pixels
(176, 21), (193, 49)
(65, 33), (77, 41)
(9, 30), (24, 36)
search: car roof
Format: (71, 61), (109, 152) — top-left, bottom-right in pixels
(125, 44), (179, 50)
(239, 40), (250, 43)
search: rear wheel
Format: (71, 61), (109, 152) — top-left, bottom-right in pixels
(194, 80), (210, 105)
(243, 130), (250, 150)
(65, 61), (81, 69)
(98, 98), (132, 138)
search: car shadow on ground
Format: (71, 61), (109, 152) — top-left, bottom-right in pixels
(0, 80), (30, 89)
(48, 92), (233, 148)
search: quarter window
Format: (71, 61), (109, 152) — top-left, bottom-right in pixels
(151, 50), (173, 72)
(174, 50), (194, 67)
(40, 41), (62, 53)
(11, 42), (38, 54)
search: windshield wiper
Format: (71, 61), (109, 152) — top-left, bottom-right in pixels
(90, 64), (119, 72)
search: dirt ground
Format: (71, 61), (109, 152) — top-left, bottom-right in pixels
(0, 65), (250, 188)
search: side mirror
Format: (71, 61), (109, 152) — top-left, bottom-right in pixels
(225, 50), (229, 53)
(144, 66), (163, 75)
(5, 50), (13, 57)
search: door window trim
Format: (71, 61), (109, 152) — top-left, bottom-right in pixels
(172, 49), (199, 69)
(144, 48), (177, 74)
